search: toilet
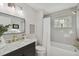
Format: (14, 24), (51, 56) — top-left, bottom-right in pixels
(36, 46), (46, 56)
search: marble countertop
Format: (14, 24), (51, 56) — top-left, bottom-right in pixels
(0, 39), (36, 56)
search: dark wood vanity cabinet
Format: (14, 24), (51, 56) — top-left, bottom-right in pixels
(4, 42), (35, 56)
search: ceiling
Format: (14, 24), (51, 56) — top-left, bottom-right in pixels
(27, 3), (77, 15)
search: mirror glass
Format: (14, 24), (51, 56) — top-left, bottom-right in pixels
(0, 12), (25, 34)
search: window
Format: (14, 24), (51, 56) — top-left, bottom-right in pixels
(54, 16), (72, 28)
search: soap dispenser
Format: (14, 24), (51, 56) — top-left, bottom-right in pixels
(12, 34), (18, 42)
(21, 33), (26, 40)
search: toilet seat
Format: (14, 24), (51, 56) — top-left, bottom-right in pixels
(36, 46), (46, 56)
(36, 46), (46, 51)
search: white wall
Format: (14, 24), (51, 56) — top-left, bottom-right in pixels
(35, 10), (44, 45)
(16, 4), (44, 45)
(23, 4), (44, 45)
(22, 4), (37, 34)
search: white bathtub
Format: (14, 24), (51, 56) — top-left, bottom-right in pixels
(47, 41), (79, 56)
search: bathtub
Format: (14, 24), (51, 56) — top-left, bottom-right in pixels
(47, 41), (79, 56)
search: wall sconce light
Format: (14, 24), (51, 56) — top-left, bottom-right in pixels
(7, 3), (24, 16)
(17, 7), (23, 15)
(8, 3), (15, 11)
(8, 3), (15, 8)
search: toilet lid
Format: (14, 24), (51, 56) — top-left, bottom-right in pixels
(36, 46), (46, 51)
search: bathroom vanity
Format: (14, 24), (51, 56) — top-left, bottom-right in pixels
(0, 39), (36, 56)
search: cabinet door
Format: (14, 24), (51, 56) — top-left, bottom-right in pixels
(23, 42), (35, 56)
(23, 47), (35, 56)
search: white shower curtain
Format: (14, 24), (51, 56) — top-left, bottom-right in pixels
(42, 17), (51, 56)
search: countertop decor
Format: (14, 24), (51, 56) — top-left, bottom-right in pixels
(0, 24), (10, 48)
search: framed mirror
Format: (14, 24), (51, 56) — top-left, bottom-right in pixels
(0, 12), (25, 34)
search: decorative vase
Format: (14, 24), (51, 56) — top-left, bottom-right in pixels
(0, 36), (6, 48)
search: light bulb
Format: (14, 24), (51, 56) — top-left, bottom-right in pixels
(11, 6), (15, 11)
(18, 9), (23, 16)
